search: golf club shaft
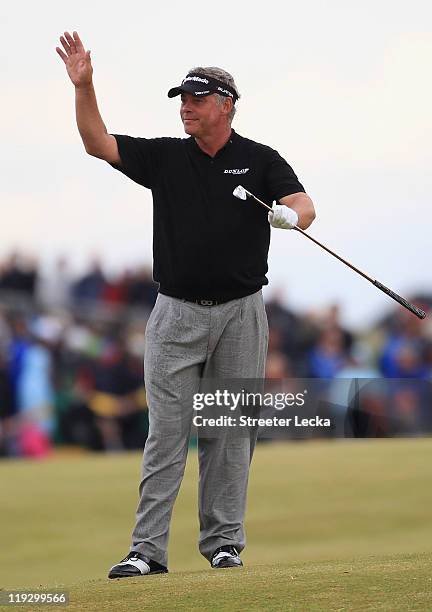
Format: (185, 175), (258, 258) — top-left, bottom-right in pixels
(244, 189), (426, 320)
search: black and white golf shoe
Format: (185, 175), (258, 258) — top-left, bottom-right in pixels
(108, 551), (168, 579)
(211, 545), (243, 569)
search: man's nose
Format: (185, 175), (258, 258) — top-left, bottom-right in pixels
(181, 96), (195, 111)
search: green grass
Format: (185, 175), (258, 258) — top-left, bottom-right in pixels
(1, 439), (432, 610)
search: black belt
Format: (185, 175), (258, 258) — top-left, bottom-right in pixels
(182, 298), (227, 306)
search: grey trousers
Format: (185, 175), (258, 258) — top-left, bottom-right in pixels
(130, 290), (269, 566)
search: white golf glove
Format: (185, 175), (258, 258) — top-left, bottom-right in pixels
(268, 204), (298, 229)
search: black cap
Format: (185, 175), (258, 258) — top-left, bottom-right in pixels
(168, 73), (239, 103)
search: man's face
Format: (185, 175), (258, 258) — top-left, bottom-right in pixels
(180, 92), (230, 137)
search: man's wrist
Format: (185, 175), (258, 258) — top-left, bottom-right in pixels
(75, 81), (94, 92)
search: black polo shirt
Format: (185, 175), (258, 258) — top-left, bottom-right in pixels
(109, 130), (305, 302)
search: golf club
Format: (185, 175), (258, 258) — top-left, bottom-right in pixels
(233, 185), (426, 320)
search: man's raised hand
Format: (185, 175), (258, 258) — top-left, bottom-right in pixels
(56, 31), (93, 88)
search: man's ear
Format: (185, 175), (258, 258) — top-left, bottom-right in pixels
(223, 97), (233, 116)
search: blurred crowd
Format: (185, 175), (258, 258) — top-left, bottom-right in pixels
(0, 251), (431, 459)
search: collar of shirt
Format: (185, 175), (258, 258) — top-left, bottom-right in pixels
(187, 129), (238, 160)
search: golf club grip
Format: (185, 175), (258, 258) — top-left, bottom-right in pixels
(373, 280), (426, 319)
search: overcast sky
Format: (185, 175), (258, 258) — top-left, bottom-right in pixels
(1, 0), (431, 329)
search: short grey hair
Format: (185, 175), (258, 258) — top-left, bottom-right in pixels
(189, 66), (240, 123)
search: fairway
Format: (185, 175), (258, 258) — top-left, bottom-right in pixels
(1, 438), (432, 610)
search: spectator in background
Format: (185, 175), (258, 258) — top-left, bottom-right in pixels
(16, 319), (56, 457)
(0, 347), (16, 456)
(380, 308), (428, 378)
(265, 350), (293, 379)
(326, 304), (353, 353)
(265, 292), (320, 376)
(102, 269), (130, 307)
(0, 252), (38, 298)
(0, 310), (12, 356)
(8, 316), (30, 415)
(127, 265), (158, 310)
(265, 291), (297, 353)
(72, 257), (106, 305)
(378, 308), (430, 434)
(36, 256), (72, 310)
(88, 332), (146, 451)
(308, 326), (347, 378)
(328, 342), (384, 437)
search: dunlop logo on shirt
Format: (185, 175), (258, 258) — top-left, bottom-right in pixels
(224, 168), (249, 174)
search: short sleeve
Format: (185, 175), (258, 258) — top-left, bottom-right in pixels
(265, 148), (306, 201)
(109, 134), (162, 189)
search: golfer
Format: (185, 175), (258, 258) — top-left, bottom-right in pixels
(56, 31), (316, 577)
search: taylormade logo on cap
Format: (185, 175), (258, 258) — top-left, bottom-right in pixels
(183, 75), (209, 84)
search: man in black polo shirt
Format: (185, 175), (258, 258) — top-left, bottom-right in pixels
(57, 31), (316, 577)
